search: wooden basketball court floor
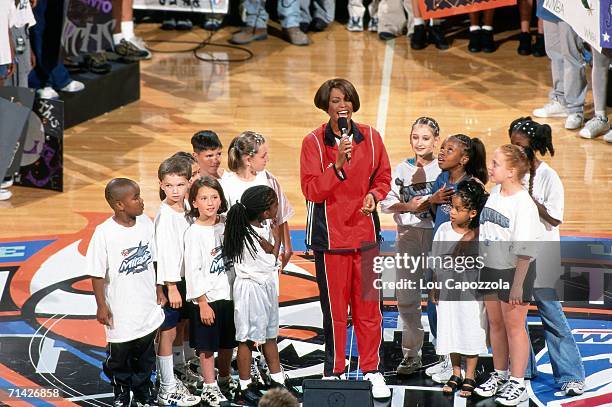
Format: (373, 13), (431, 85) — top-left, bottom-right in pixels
(0, 22), (611, 407)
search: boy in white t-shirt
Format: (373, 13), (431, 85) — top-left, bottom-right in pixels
(87, 178), (165, 407)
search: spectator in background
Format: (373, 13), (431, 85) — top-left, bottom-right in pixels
(532, 0), (586, 131)
(29, 0), (85, 99)
(229, 0), (309, 46)
(299, 0), (334, 33)
(467, 10), (495, 53)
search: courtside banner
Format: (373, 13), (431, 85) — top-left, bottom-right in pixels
(133, 0), (229, 14)
(544, 0), (602, 52)
(417, 0), (516, 19)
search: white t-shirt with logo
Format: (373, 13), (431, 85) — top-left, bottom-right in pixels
(380, 158), (441, 228)
(220, 170), (294, 226)
(0, 1), (17, 65)
(154, 202), (191, 284)
(479, 188), (542, 270)
(184, 218), (233, 303)
(86, 215), (164, 343)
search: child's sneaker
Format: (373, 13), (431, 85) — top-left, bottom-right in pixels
(425, 355), (450, 377)
(133, 385), (158, 407)
(200, 383), (228, 407)
(532, 100), (568, 118)
(474, 371), (508, 397)
(157, 382), (200, 406)
(533, 33), (545, 57)
(368, 17), (378, 32)
(347, 16), (363, 32)
(517, 32), (531, 55)
(218, 375), (239, 399)
(396, 355), (422, 376)
(579, 116), (610, 139)
(481, 29), (496, 53)
(494, 379), (528, 406)
(431, 365), (453, 384)
(234, 383), (261, 406)
(604, 130), (612, 143)
(428, 25), (449, 50)
(411, 24), (427, 49)
(562, 381), (585, 396)
(468, 29), (482, 53)
(113, 387), (131, 407)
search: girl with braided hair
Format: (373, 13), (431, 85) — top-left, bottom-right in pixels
(475, 144), (542, 405)
(509, 117), (585, 396)
(431, 179), (488, 398)
(223, 185), (286, 406)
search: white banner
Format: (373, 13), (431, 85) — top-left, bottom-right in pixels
(543, 0), (601, 52)
(133, 0), (229, 14)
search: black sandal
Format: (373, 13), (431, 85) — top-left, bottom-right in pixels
(442, 375), (462, 394)
(460, 378), (477, 398)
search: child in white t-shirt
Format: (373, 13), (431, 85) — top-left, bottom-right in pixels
(87, 178), (165, 407)
(184, 176), (237, 405)
(508, 117), (585, 395)
(431, 179), (488, 398)
(154, 156), (200, 407)
(476, 144), (541, 406)
(222, 185), (285, 406)
(0, 1), (16, 85)
(380, 116), (441, 376)
(221, 131), (294, 269)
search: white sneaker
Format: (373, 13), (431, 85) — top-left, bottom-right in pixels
(431, 365), (453, 384)
(474, 371), (508, 397)
(126, 36), (152, 60)
(532, 100), (568, 118)
(579, 116), (610, 139)
(565, 112), (584, 130)
(368, 17), (378, 32)
(603, 130), (612, 143)
(0, 189), (12, 201)
(562, 381), (585, 396)
(60, 80), (85, 93)
(425, 355), (450, 377)
(1, 178), (13, 189)
(494, 379), (528, 406)
(347, 16), (364, 32)
(157, 382), (200, 406)
(37, 87), (59, 99)
(364, 372), (391, 399)
(199, 383), (228, 407)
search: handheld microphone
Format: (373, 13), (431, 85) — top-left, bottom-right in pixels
(337, 116), (350, 163)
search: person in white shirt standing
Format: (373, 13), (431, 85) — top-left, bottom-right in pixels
(184, 176), (238, 405)
(154, 156), (201, 407)
(4, 0), (34, 88)
(508, 117), (585, 396)
(87, 178), (165, 407)
(380, 116), (441, 377)
(223, 185), (287, 406)
(476, 144), (542, 406)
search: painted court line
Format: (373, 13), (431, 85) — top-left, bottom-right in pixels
(376, 39), (395, 140)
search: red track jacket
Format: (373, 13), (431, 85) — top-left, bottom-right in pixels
(300, 121), (391, 252)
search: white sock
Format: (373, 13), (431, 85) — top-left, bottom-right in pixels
(112, 33), (124, 45)
(173, 346), (186, 367)
(184, 341), (196, 360)
(595, 111), (608, 120)
(469, 25), (480, 32)
(270, 372), (285, 384)
(510, 376), (525, 386)
(431, 19), (442, 26)
(158, 355), (177, 391)
(414, 18), (425, 26)
(239, 378), (252, 390)
(482, 25), (493, 31)
(121, 20), (135, 39)
(495, 369), (509, 380)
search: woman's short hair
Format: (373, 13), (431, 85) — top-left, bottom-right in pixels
(314, 78), (360, 113)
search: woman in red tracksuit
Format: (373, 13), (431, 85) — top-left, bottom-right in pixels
(300, 78), (392, 399)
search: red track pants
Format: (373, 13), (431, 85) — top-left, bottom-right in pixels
(314, 249), (383, 376)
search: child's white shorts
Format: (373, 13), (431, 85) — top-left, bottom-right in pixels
(234, 276), (279, 343)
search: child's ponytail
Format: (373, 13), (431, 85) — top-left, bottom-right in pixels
(466, 138), (488, 185)
(223, 185), (278, 263)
